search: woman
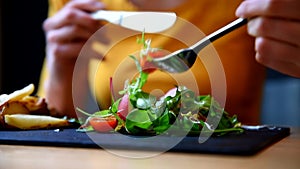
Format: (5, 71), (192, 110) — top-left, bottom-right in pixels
(39, 0), (300, 124)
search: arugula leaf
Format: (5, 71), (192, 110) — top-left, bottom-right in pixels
(125, 109), (153, 135)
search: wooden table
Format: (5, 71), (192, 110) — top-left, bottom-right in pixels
(1, 128), (299, 169)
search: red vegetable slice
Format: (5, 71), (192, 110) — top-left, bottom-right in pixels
(117, 94), (129, 120)
(140, 50), (166, 73)
(89, 116), (117, 132)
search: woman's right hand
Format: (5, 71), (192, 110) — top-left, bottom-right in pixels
(42, 0), (105, 117)
(43, 0), (105, 61)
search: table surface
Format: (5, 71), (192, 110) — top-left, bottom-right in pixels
(1, 128), (299, 169)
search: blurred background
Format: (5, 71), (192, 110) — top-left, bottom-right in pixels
(0, 0), (299, 126)
(261, 70), (300, 127)
(0, 0), (48, 95)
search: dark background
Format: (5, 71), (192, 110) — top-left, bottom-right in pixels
(0, 0), (48, 94)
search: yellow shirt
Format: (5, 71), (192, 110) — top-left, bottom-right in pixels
(39, 0), (266, 124)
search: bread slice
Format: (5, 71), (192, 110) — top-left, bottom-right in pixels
(4, 114), (70, 130)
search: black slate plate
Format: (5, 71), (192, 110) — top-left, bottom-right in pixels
(0, 127), (290, 155)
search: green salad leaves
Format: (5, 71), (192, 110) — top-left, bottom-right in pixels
(77, 35), (243, 136)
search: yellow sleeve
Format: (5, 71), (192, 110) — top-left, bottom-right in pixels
(37, 0), (70, 97)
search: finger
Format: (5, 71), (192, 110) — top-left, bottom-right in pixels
(47, 42), (86, 60)
(248, 17), (300, 47)
(255, 37), (300, 63)
(47, 41), (103, 60)
(46, 25), (97, 43)
(254, 37), (300, 77)
(66, 0), (104, 11)
(236, 0), (300, 20)
(256, 53), (300, 78)
(43, 0), (104, 31)
(43, 9), (100, 31)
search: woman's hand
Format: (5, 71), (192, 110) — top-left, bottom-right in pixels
(236, 0), (300, 78)
(43, 0), (105, 61)
(42, 0), (105, 117)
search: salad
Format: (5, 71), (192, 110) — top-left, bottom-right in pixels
(77, 34), (243, 136)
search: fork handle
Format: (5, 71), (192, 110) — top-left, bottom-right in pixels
(192, 18), (248, 53)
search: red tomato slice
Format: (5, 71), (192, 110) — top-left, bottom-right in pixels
(140, 50), (166, 73)
(89, 116), (117, 132)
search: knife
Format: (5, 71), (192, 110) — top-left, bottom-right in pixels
(91, 10), (177, 33)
